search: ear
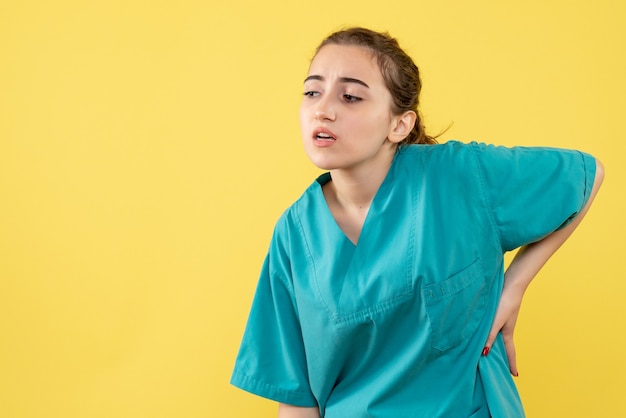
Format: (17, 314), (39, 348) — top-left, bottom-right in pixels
(388, 110), (417, 144)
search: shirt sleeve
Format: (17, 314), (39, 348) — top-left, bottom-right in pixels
(470, 142), (596, 251)
(230, 223), (318, 407)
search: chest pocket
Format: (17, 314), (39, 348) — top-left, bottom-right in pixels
(422, 258), (488, 352)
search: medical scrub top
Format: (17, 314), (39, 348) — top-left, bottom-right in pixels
(231, 141), (596, 417)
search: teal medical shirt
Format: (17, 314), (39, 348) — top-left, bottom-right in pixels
(231, 142), (596, 418)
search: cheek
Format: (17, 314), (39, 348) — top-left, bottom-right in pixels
(372, 110), (394, 133)
(298, 104), (308, 128)
(354, 112), (389, 135)
(299, 105), (310, 142)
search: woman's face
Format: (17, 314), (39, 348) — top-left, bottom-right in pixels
(299, 44), (402, 172)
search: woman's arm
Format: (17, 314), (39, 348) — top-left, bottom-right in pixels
(484, 158), (605, 375)
(278, 404), (320, 418)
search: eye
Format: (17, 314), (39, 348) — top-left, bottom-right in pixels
(303, 91), (319, 97)
(343, 94), (362, 103)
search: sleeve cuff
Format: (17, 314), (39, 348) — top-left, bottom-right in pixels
(230, 370), (318, 407)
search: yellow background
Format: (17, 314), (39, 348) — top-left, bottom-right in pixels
(1, 1), (624, 417)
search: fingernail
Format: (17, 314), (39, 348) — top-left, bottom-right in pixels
(513, 372), (519, 377)
(481, 346), (490, 356)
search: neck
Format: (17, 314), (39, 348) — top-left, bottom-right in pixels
(327, 147), (396, 210)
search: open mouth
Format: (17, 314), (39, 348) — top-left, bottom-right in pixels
(316, 133), (335, 141)
(313, 128), (337, 141)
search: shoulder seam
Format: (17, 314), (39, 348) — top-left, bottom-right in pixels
(468, 144), (502, 251)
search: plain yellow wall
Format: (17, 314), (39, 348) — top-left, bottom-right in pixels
(1, 1), (624, 417)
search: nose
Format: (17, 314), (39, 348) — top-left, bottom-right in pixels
(314, 95), (336, 121)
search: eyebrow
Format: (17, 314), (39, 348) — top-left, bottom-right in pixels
(303, 75), (370, 88)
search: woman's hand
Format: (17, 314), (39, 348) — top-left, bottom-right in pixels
(484, 275), (526, 376)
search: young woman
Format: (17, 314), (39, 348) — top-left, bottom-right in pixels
(231, 27), (604, 418)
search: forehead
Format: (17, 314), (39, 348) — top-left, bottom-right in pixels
(307, 44), (382, 80)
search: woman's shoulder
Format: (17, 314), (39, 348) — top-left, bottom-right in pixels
(396, 141), (483, 169)
(397, 140), (561, 167)
(398, 140), (480, 156)
(272, 176), (325, 233)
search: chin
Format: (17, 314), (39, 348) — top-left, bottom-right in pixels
(304, 151), (339, 171)
(309, 158), (338, 171)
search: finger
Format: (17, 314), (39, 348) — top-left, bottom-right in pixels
(482, 324), (501, 356)
(483, 307), (508, 355)
(503, 332), (518, 376)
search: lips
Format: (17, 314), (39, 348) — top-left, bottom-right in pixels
(312, 127), (337, 141)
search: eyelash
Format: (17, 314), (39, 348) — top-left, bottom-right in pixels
(302, 91), (362, 103)
(343, 94), (362, 103)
